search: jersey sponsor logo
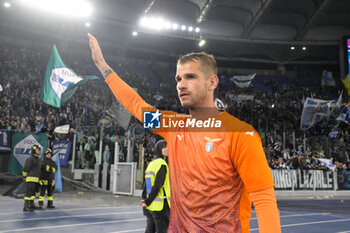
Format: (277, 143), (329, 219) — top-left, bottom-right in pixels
(143, 110), (161, 129)
(245, 131), (254, 136)
(177, 135), (184, 141)
(204, 137), (222, 152)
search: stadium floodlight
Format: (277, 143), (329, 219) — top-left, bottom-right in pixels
(85, 22), (91, 27)
(290, 46), (295, 50)
(165, 21), (172, 30)
(181, 25), (186, 31)
(188, 26), (193, 32)
(132, 31), (138, 36)
(152, 17), (165, 30)
(19, 0), (93, 18)
(148, 17), (157, 29)
(140, 17), (171, 31)
(198, 39), (206, 47)
(140, 17), (149, 27)
(141, 17), (164, 30)
(172, 23), (178, 30)
(4, 2), (11, 8)
(195, 27), (200, 33)
(302, 46), (307, 50)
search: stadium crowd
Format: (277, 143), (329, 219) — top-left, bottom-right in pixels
(0, 43), (349, 173)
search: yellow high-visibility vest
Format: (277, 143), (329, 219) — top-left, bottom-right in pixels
(145, 158), (170, 211)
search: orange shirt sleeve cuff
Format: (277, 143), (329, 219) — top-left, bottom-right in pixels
(249, 187), (281, 233)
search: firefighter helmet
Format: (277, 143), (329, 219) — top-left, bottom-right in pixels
(44, 148), (52, 155)
(31, 144), (40, 153)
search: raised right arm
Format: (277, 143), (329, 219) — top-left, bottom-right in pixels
(88, 33), (155, 122)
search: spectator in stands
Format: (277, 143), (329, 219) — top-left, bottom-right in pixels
(282, 148), (290, 160)
(309, 154), (319, 169)
(102, 134), (111, 164)
(291, 154), (300, 169)
(59, 109), (68, 125)
(34, 119), (44, 134)
(76, 138), (85, 169)
(93, 132), (100, 164)
(0, 118), (6, 130)
(133, 139), (140, 165)
(20, 118), (31, 133)
(84, 137), (93, 168)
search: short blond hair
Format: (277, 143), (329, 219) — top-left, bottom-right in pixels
(177, 52), (217, 77)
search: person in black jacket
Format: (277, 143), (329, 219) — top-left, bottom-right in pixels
(22, 144), (42, 211)
(39, 148), (57, 208)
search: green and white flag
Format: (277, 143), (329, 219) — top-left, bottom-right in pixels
(40, 45), (98, 108)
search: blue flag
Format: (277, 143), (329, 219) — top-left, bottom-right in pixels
(52, 152), (62, 192)
(40, 45), (98, 108)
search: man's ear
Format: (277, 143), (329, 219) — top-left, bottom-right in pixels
(208, 75), (219, 91)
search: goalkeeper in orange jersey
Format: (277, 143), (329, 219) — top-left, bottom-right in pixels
(88, 33), (281, 233)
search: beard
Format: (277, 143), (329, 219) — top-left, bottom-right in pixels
(179, 98), (194, 109)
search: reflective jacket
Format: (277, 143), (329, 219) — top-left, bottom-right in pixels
(22, 155), (40, 183)
(39, 157), (57, 186)
(145, 158), (171, 211)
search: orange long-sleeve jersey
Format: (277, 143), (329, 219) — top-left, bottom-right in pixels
(106, 72), (280, 232)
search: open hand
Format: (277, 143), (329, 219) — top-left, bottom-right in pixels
(87, 33), (109, 73)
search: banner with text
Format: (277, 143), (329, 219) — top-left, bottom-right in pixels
(300, 93), (342, 130)
(271, 169), (337, 190)
(52, 140), (72, 167)
(231, 73), (256, 88)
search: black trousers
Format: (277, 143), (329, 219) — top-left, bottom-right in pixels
(40, 184), (54, 198)
(24, 182), (37, 200)
(144, 201), (170, 233)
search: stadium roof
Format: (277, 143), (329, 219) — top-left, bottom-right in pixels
(1, 0), (350, 67)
